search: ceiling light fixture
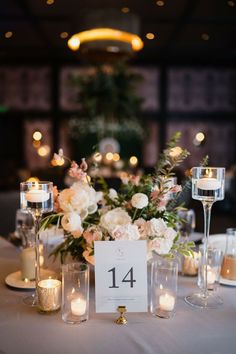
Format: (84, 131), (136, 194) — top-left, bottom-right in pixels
(146, 32), (155, 40)
(5, 31), (13, 39)
(201, 33), (210, 41)
(67, 9), (143, 57)
(227, 0), (235, 7)
(60, 32), (69, 39)
(156, 0), (165, 6)
(121, 7), (130, 13)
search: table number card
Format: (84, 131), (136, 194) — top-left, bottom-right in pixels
(94, 240), (148, 313)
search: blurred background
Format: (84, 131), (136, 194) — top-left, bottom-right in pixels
(0, 0), (236, 235)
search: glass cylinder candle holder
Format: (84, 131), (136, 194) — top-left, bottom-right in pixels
(62, 263), (89, 324)
(198, 246), (223, 295)
(150, 259), (178, 319)
(221, 228), (236, 280)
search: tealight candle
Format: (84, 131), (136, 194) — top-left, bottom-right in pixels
(206, 267), (216, 285)
(25, 189), (49, 203)
(196, 178), (221, 191)
(37, 279), (61, 312)
(71, 297), (86, 316)
(20, 247), (35, 280)
(159, 293), (175, 312)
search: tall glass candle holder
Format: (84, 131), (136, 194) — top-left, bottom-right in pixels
(62, 263), (89, 324)
(185, 167), (225, 308)
(20, 181), (54, 306)
(150, 259), (178, 319)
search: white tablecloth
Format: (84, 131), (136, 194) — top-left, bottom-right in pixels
(0, 237), (236, 354)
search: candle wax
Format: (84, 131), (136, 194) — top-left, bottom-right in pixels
(71, 297), (86, 316)
(20, 247), (35, 280)
(196, 178), (221, 191)
(159, 293), (175, 311)
(25, 189), (49, 203)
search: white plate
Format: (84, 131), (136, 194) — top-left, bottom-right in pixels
(189, 232), (204, 243)
(220, 276), (236, 287)
(5, 271), (35, 290)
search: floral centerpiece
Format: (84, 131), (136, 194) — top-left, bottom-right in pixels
(41, 133), (194, 265)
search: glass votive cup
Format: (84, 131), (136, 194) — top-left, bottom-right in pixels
(221, 228), (236, 280)
(62, 263), (89, 324)
(181, 251), (200, 276)
(150, 259), (178, 319)
(197, 246), (223, 292)
(37, 277), (61, 313)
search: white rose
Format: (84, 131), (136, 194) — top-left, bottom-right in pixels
(149, 238), (173, 255)
(131, 193), (149, 209)
(146, 218), (167, 237)
(58, 187), (90, 214)
(112, 224), (140, 241)
(108, 188), (118, 200)
(61, 212), (83, 236)
(71, 182), (98, 215)
(100, 207), (131, 235)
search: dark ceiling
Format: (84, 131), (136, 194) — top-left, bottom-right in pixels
(0, 0), (236, 64)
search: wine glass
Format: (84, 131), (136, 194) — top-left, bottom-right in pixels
(20, 181), (54, 306)
(185, 167), (225, 308)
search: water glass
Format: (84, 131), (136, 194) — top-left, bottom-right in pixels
(62, 263), (89, 324)
(150, 259), (178, 319)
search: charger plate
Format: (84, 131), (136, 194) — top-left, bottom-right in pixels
(5, 271), (35, 290)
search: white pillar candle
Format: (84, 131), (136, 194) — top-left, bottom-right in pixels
(37, 279), (61, 312)
(71, 297), (86, 316)
(159, 293), (175, 312)
(196, 178), (221, 190)
(25, 189), (49, 203)
(20, 247), (35, 280)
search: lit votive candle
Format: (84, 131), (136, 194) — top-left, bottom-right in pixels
(20, 247), (35, 280)
(206, 267), (216, 285)
(196, 178), (221, 190)
(37, 279), (61, 312)
(159, 293), (175, 312)
(71, 297), (86, 316)
(25, 189), (49, 203)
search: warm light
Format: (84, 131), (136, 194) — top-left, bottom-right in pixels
(169, 146), (183, 158)
(68, 37), (80, 50)
(93, 152), (102, 162)
(156, 0), (165, 6)
(68, 28), (143, 52)
(196, 132), (205, 142)
(113, 153), (120, 162)
(5, 31), (13, 39)
(33, 140), (41, 148)
(33, 131), (42, 141)
(227, 0), (235, 6)
(46, 0), (54, 4)
(26, 177), (40, 183)
(129, 156), (138, 166)
(106, 152), (114, 161)
(146, 32), (155, 40)
(121, 7), (130, 13)
(201, 33), (210, 41)
(51, 157), (64, 166)
(37, 145), (50, 157)
(60, 32), (69, 39)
